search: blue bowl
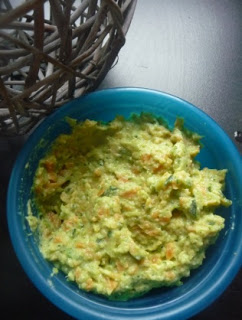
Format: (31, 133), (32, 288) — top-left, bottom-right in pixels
(7, 88), (242, 320)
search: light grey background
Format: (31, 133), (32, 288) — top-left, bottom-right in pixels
(100, 0), (242, 153)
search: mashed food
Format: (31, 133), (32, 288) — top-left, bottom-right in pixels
(28, 114), (231, 300)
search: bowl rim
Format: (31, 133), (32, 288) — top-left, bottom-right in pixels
(7, 87), (242, 320)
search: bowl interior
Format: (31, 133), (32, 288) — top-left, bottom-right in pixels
(8, 88), (242, 320)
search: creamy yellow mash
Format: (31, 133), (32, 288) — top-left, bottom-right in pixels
(28, 114), (231, 300)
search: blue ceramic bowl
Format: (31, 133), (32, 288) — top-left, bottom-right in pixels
(8, 88), (242, 320)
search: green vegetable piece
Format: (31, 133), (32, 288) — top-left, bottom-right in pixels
(164, 175), (174, 186)
(174, 117), (184, 129)
(65, 117), (77, 128)
(189, 199), (197, 218)
(208, 221), (215, 226)
(102, 186), (118, 197)
(119, 148), (131, 157)
(71, 228), (77, 238)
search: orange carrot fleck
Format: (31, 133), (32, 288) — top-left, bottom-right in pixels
(47, 211), (61, 228)
(153, 164), (163, 173)
(121, 189), (138, 198)
(86, 278), (94, 290)
(151, 255), (159, 263)
(141, 153), (152, 162)
(108, 278), (118, 291)
(75, 268), (81, 280)
(48, 172), (57, 183)
(76, 242), (85, 249)
(97, 189), (105, 196)
(165, 271), (175, 280)
(152, 211), (159, 219)
(94, 168), (102, 177)
(53, 236), (62, 243)
(98, 207), (109, 217)
(132, 167), (140, 174)
(165, 242), (174, 260)
(116, 261), (125, 272)
(43, 159), (55, 172)
(118, 176), (129, 182)
(159, 216), (171, 223)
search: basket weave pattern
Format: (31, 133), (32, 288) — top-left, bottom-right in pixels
(0, 0), (136, 136)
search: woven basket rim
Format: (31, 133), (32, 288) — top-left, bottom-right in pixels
(0, 0), (137, 136)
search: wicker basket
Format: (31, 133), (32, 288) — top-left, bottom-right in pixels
(0, 0), (137, 136)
